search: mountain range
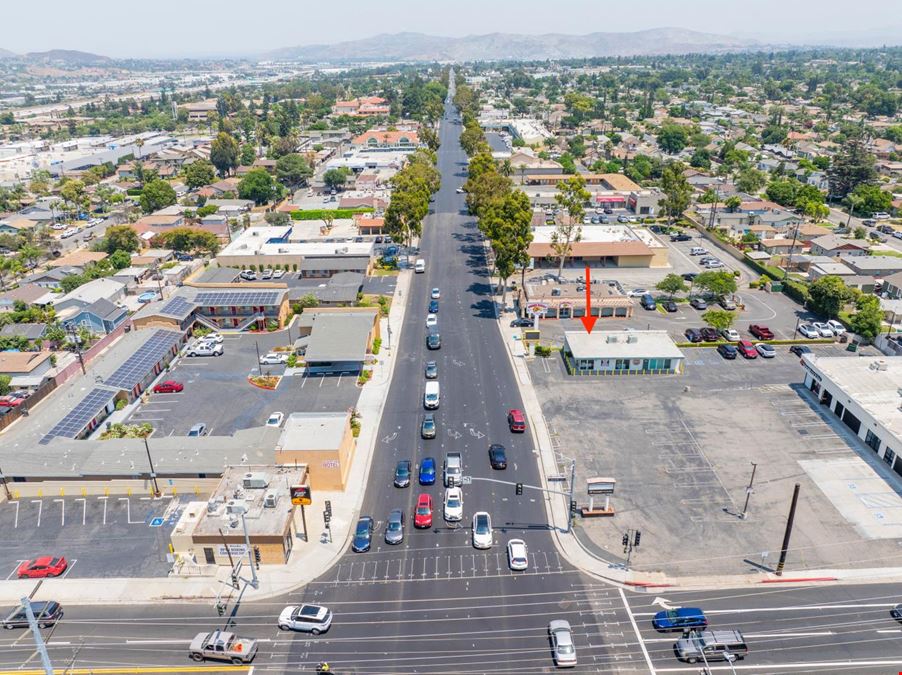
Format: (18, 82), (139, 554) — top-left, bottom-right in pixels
(0, 49), (111, 64)
(265, 28), (760, 62)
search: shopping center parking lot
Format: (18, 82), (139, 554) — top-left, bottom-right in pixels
(527, 342), (902, 576)
(0, 495), (188, 578)
(125, 331), (361, 437)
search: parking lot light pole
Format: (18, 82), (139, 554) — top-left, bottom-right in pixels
(740, 462), (758, 520)
(776, 483), (801, 576)
(143, 436), (161, 498)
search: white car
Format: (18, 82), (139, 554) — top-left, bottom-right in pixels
(812, 322), (835, 338)
(261, 268), (273, 279)
(277, 604), (332, 634)
(720, 328), (741, 341)
(51, 223), (66, 231)
(444, 487), (463, 522)
(455, 187), (464, 194)
(425, 313), (437, 328)
(874, 212), (891, 220)
(798, 323), (820, 339)
(431, 288), (441, 299)
(507, 538), (529, 571)
(703, 259), (724, 268)
(549, 619), (577, 668)
(826, 320), (846, 335)
(199, 333), (223, 344)
(756, 343), (776, 358)
(472, 511), (492, 549)
(628, 288), (648, 298)
(265, 412), (284, 427)
(260, 352), (288, 365)
(272, 269), (286, 279)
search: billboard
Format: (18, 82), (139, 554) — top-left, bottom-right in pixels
(290, 484), (311, 506)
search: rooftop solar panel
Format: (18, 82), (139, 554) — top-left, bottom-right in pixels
(39, 387), (118, 444)
(158, 296), (195, 319)
(194, 292), (281, 307)
(103, 329), (182, 391)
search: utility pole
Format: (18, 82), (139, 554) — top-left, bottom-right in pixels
(775, 483), (801, 576)
(22, 597), (54, 674)
(566, 458), (576, 534)
(67, 324), (86, 376)
(240, 511), (259, 590)
(143, 436), (161, 498)
(740, 462), (758, 519)
(0, 462), (11, 500)
(782, 224), (800, 280)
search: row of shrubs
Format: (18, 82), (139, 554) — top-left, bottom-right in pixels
(289, 208), (373, 221)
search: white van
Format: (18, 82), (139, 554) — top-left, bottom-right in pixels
(424, 381), (440, 409)
(415, 259), (426, 273)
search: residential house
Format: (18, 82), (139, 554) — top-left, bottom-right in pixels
(809, 235), (871, 258)
(808, 261), (856, 280)
(0, 215), (38, 235)
(0, 351), (54, 390)
(0, 322), (47, 346)
(350, 129), (419, 152)
(24, 267), (80, 289)
(46, 250), (108, 269)
(53, 277), (126, 315)
(845, 256), (902, 277)
(63, 298), (128, 335)
(880, 271), (902, 300)
(758, 210), (803, 232)
(0, 284), (55, 312)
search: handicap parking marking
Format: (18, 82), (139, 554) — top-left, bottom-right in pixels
(149, 516), (165, 527)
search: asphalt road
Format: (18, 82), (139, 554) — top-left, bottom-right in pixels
(6, 73), (902, 675)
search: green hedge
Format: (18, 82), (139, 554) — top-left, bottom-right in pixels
(782, 279), (810, 305)
(743, 254), (782, 281)
(290, 208), (373, 221)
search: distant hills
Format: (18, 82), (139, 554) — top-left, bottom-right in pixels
(265, 28), (759, 63)
(0, 49), (112, 64)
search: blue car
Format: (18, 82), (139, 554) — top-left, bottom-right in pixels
(652, 608), (708, 632)
(419, 457), (436, 485)
(429, 299), (439, 313)
(351, 516), (374, 552)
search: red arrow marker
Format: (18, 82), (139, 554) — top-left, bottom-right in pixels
(580, 265), (597, 334)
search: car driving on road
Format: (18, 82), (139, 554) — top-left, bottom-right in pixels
(278, 604), (333, 634)
(444, 487), (463, 522)
(425, 361), (438, 379)
(1, 601), (62, 629)
(189, 630), (257, 664)
(385, 509), (405, 544)
(421, 414), (436, 439)
(419, 457), (436, 485)
(352, 516), (374, 552)
(394, 460), (411, 488)
(488, 444), (507, 469)
(414, 494), (433, 528)
(507, 539), (529, 571)
(472, 511), (493, 549)
(549, 619), (577, 668)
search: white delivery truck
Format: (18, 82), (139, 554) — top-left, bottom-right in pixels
(415, 259), (426, 273)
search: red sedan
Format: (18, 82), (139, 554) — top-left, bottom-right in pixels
(152, 380), (184, 394)
(508, 409), (527, 433)
(17, 556), (68, 579)
(737, 340), (758, 359)
(414, 494), (433, 528)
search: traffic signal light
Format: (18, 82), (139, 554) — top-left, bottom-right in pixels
(633, 531), (641, 548)
(622, 533), (629, 548)
(516, 483), (523, 495)
(254, 546), (261, 568)
(216, 602), (225, 616)
(570, 500), (578, 516)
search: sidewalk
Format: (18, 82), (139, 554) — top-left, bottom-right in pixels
(0, 270), (413, 606)
(495, 302), (902, 591)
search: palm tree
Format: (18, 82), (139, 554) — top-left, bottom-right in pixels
(134, 137), (144, 160)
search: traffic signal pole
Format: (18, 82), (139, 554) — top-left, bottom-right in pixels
(469, 474), (576, 532)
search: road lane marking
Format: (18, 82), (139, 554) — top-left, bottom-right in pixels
(654, 659), (902, 672)
(643, 631), (833, 643)
(632, 603), (899, 616)
(0, 668), (251, 674)
(619, 587), (655, 674)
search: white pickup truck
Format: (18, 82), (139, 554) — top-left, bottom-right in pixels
(188, 630), (257, 664)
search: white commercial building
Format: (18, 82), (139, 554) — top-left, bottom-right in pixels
(801, 355), (902, 479)
(562, 330), (684, 375)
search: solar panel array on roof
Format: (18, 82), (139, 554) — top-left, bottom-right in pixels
(104, 329), (182, 391)
(158, 296), (196, 319)
(39, 387), (118, 444)
(194, 291), (281, 307)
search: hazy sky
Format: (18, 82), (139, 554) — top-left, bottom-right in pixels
(3, 0), (899, 58)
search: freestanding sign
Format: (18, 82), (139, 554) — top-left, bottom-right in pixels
(587, 477), (616, 495)
(583, 477), (616, 517)
(290, 484), (311, 506)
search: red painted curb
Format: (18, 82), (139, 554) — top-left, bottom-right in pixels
(624, 582), (675, 588)
(760, 577), (838, 584)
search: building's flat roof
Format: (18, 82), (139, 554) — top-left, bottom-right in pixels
(304, 313), (373, 363)
(277, 412), (349, 451)
(565, 330), (684, 360)
(804, 355), (902, 438)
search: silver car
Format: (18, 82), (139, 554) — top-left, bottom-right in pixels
(385, 509), (404, 544)
(549, 619), (577, 668)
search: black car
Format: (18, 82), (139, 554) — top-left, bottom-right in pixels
(684, 328), (703, 343)
(891, 604), (902, 620)
(175, 252), (194, 261)
(351, 516), (374, 552)
(488, 444), (507, 470)
(670, 233), (692, 242)
(700, 327), (719, 342)
(429, 299), (439, 313)
(394, 460), (411, 488)
(663, 300), (678, 313)
(603, 207), (614, 214)
(717, 344), (738, 360)
(510, 317), (533, 328)
(790, 345), (813, 357)
(1, 601), (62, 629)
(426, 333), (441, 350)
(682, 272), (698, 282)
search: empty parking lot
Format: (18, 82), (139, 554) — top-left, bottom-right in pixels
(0, 495), (189, 578)
(529, 343), (902, 576)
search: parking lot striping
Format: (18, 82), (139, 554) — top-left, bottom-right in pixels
(118, 497), (145, 524)
(5, 561), (26, 580)
(53, 498), (64, 526)
(11, 501), (18, 529)
(30, 500), (41, 527)
(59, 559), (77, 578)
(75, 498), (86, 525)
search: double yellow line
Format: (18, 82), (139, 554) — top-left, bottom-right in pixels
(0, 666), (251, 674)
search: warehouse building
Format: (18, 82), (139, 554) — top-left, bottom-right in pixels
(801, 355), (902, 480)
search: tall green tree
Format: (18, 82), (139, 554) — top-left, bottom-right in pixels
(694, 270), (737, 299)
(849, 294), (884, 340)
(657, 122), (689, 154)
(656, 273), (688, 298)
(659, 161), (692, 224)
(808, 275), (853, 319)
(210, 132), (239, 177)
(847, 184), (892, 216)
(827, 138), (877, 200)
(479, 190), (534, 297)
(184, 160), (216, 189)
(101, 225), (141, 254)
(238, 169), (278, 205)
(275, 153), (312, 189)
(323, 168), (349, 190)
(701, 309), (736, 331)
(551, 175), (590, 277)
(140, 179), (177, 214)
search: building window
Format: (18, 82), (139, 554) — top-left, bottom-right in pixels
(865, 430), (882, 453)
(614, 359), (629, 371)
(662, 359), (672, 370)
(841, 409), (861, 435)
(883, 447), (896, 468)
(834, 402), (844, 419)
(578, 359), (593, 371)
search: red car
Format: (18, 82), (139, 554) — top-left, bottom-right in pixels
(0, 396), (25, 407)
(414, 494), (433, 528)
(152, 380), (184, 394)
(737, 340), (758, 359)
(508, 409), (527, 433)
(749, 325), (774, 340)
(17, 556), (68, 579)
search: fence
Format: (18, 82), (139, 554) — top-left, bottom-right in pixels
(0, 378), (57, 432)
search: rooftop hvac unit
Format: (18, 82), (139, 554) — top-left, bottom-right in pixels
(206, 498), (223, 514)
(870, 360), (889, 371)
(226, 500), (247, 515)
(606, 335), (618, 343)
(263, 492), (277, 508)
(243, 472), (269, 489)
(627, 335), (638, 344)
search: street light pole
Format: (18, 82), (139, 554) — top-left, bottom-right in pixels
(740, 461), (758, 519)
(143, 435), (161, 498)
(0, 462), (11, 501)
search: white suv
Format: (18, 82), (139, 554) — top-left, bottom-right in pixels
(278, 604), (332, 634)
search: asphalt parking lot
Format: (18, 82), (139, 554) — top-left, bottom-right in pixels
(126, 331), (361, 436)
(0, 495), (188, 578)
(527, 342), (902, 576)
